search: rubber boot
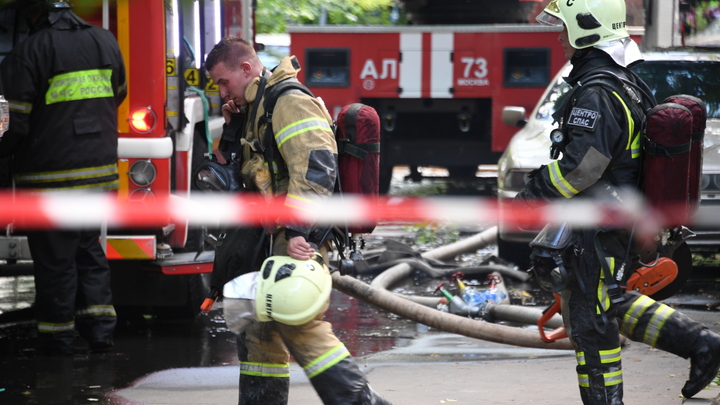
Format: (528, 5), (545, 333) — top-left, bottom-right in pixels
(238, 374), (289, 405)
(309, 357), (391, 405)
(618, 293), (720, 398)
(654, 311), (720, 398)
(605, 380), (623, 405)
(578, 367), (623, 405)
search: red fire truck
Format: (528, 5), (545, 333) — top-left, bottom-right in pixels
(0, 0), (254, 313)
(289, 1), (568, 192)
(288, 0), (649, 193)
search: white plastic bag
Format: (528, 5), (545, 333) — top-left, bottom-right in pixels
(222, 272), (259, 335)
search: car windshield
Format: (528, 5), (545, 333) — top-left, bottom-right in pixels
(632, 61), (720, 118)
(535, 59), (720, 121)
(535, 67), (573, 122)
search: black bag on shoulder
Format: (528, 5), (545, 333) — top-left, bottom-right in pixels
(192, 112), (267, 291)
(210, 225), (266, 289)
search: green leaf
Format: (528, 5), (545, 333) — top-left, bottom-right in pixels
(257, 0), (403, 33)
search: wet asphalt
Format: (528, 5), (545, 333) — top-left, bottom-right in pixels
(2, 245), (720, 405)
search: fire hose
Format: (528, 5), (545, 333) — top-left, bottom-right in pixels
(335, 226), (631, 349)
(329, 226), (574, 350)
(369, 227), (532, 311)
(332, 270), (574, 350)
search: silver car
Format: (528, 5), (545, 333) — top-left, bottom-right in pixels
(497, 51), (720, 269)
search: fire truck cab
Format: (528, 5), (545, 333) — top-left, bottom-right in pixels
(0, 0), (254, 314)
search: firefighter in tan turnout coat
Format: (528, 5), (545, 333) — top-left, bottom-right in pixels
(205, 36), (390, 405)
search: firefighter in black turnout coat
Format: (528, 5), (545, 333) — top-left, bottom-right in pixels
(517, 0), (720, 403)
(0, 0), (126, 355)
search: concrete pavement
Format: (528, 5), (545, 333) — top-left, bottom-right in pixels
(109, 310), (720, 405)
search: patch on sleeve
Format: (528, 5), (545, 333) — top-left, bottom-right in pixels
(567, 107), (599, 130)
(306, 150), (337, 191)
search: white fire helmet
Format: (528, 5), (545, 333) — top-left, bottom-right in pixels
(536, 0), (642, 67)
(536, 0), (628, 49)
(222, 253), (331, 335)
(255, 253), (332, 325)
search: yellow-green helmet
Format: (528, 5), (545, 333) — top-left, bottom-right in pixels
(536, 0), (629, 49)
(255, 253), (331, 325)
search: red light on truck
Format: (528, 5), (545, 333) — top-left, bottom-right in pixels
(130, 106), (157, 133)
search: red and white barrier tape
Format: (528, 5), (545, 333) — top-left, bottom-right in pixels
(0, 191), (695, 238)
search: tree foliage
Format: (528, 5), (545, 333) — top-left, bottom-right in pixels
(256, 0), (401, 33)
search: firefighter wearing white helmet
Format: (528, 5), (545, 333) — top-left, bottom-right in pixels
(518, 0), (720, 403)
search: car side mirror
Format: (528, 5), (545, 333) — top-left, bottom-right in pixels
(502, 106), (527, 128)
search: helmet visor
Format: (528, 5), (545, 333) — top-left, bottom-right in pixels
(536, 10), (563, 26)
